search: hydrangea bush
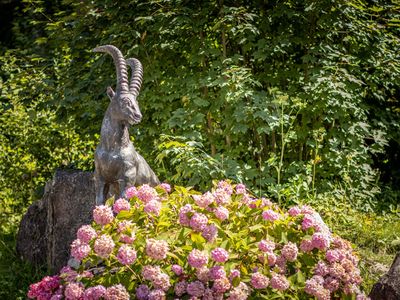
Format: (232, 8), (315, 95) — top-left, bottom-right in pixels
(28, 181), (369, 299)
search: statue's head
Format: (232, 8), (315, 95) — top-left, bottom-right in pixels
(107, 89), (142, 125)
(93, 45), (143, 125)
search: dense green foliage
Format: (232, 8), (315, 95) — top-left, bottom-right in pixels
(2, 0), (400, 213)
(0, 0), (399, 298)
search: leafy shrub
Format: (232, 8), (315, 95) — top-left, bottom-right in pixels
(0, 51), (96, 231)
(28, 181), (368, 299)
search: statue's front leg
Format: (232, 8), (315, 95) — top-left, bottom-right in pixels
(94, 174), (106, 205)
(118, 179), (128, 200)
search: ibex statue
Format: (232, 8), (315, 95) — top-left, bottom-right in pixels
(93, 45), (159, 205)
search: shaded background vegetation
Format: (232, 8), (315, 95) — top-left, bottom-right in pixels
(0, 0), (399, 298)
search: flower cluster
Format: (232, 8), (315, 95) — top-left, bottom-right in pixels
(140, 265), (171, 296)
(28, 181), (369, 300)
(28, 276), (61, 299)
(93, 205), (113, 226)
(145, 239), (169, 260)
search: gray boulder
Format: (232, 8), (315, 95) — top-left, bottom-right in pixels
(370, 252), (400, 300)
(16, 170), (95, 272)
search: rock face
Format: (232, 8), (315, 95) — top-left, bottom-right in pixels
(16, 170), (95, 272)
(370, 252), (400, 300)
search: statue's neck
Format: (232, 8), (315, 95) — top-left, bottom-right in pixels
(100, 108), (131, 150)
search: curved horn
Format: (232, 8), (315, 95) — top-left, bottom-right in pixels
(126, 58), (143, 96)
(93, 45), (129, 92)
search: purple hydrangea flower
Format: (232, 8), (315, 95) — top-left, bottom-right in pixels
(251, 272), (269, 289)
(188, 249), (208, 268)
(211, 248), (229, 263)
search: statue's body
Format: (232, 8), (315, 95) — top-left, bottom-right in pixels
(93, 45), (159, 205)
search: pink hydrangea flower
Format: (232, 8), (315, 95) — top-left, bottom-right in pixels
(202, 224), (218, 242)
(125, 186), (138, 199)
(209, 266), (226, 280)
(64, 282), (84, 300)
(214, 189), (231, 205)
(288, 206), (302, 216)
(275, 255), (287, 273)
(172, 264), (183, 276)
(217, 180), (234, 195)
(113, 198), (130, 214)
(329, 262), (346, 279)
(323, 276), (340, 292)
(341, 258), (355, 274)
(142, 265), (162, 281)
(311, 232), (331, 250)
(228, 282), (250, 300)
(104, 284), (129, 300)
(305, 276), (329, 299)
(302, 211), (330, 233)
(211, 248), (229, 263)
(187, 280), (206, 297)
(213, 277), (231, 293)
(251, 272), (269, 289)
(314, 261), (329, 277)
(196, 266), (210, 282)
(93, 205), (114, 226)
(315, 287), (331, 300)
(179, 204), (193, 226)
(152, 273), (171, 291)
(193, 191), (215, 208)
(190, 213), (208, 232)
(258, 239), (275, 253)
(214, 206), (229, 221)
(83, 285), (106, 300)
(235, 183), (246, 194)
(148, 289), (166, 300)
(77, 225), (97, 243)
(188, 249), (209, 268)
(267, 253), (277, 266)
(241, 193), (253, 206)
(27, 276), (61, 299)
(300, 239), (313, 252)
(332, 236), (352, 250)
(120, 233), (135, 244)
(262, 209), (280, 221)
(326, 249), (341, 263)
(159, 182), (171, 193)
(117, 220), (133, 233)
(301, 214), (316, 231)
(137, 184), (158, 203)
(117, 244), (137, 265)
(281, 242), (298, 262)
(146, 239), (169, 260)
(136, 284), (150, 300)
(270, 273), (290, 291)
(344, 283), (358, 295)
(94, 234), (115, 258)
(71, 239), (91, 261)
(260, 197), (273, 208)
(144, 200), (162, 216)
(203, 288), (215, 300)
(59, 266), (78, 282)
